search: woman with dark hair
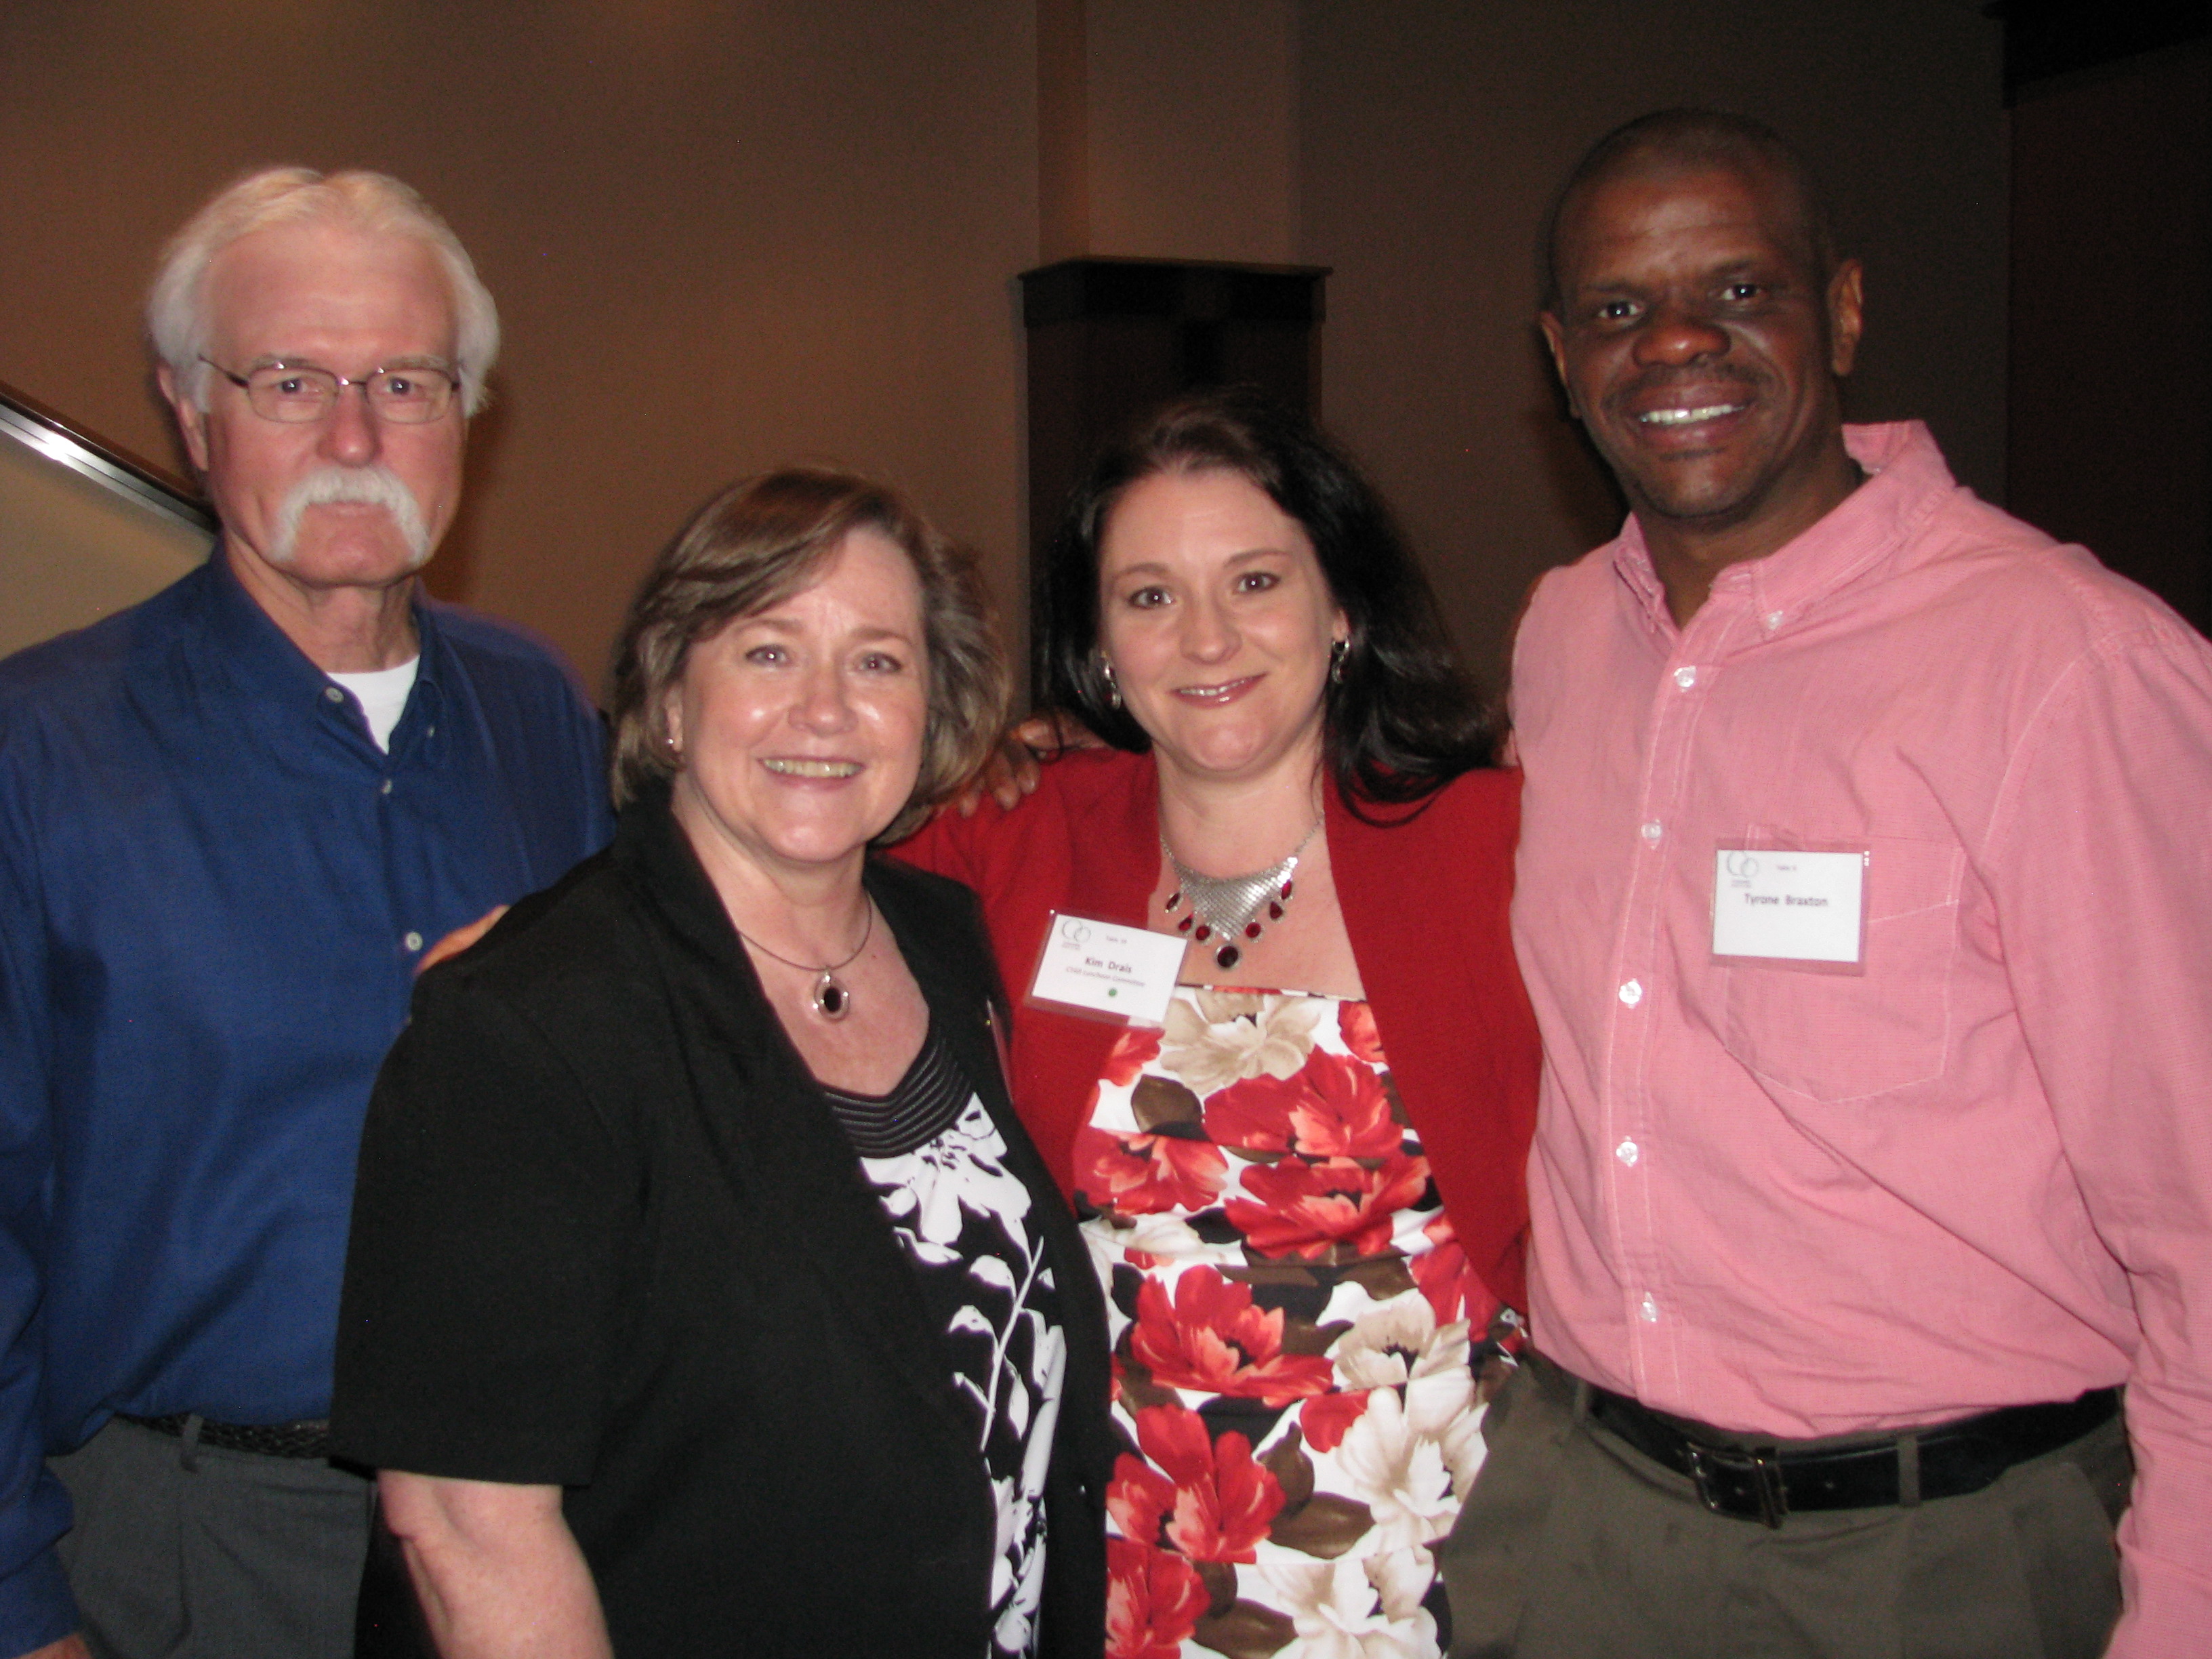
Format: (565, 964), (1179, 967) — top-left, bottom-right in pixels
(897, 388), (1540, 1655)
(329, 468), (1113, 1658)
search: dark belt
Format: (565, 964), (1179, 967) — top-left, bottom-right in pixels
(1586, 1383), (2120, 1528)
(116, 1411), (332, 1460)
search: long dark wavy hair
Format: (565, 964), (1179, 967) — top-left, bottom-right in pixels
(1040, 386), (1500, 810)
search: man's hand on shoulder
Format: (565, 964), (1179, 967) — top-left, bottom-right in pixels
(22, 1635), (94, 1659)
(949, 711), (1105, 817)
(419, 906), (508, 975)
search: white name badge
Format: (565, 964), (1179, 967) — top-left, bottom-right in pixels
(1027, 911), (1185, 1027)
(1711, 846), (1867, 966)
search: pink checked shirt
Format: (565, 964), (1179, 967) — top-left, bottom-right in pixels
(1512, 422), (2212, 1653)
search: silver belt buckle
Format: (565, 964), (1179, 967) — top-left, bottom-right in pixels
(1686, 1444), (1790, 1528)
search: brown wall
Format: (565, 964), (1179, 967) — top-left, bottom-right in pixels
(1, 1), (2007, 702)
(2009, 45), (2211, 632)
(1083, 0), (1298, 264)
(0, 0), (1040, 689)
(1300, 0), (2008, 687)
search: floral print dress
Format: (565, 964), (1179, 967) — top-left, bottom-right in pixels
(1075, 987), (1521, 1659)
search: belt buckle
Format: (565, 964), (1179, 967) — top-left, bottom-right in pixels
(1685, 1443), (1789, 1528)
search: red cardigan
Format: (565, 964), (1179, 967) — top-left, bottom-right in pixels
(894, 749), (1541, 1313)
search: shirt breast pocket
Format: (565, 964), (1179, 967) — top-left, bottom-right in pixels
(1720, 834), (1963, 1103)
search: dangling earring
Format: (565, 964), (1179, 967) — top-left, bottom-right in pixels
(1101, 658), (1122, 710)
(1329, 636), (1349, 686)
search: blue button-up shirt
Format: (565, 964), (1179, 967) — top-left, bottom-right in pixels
(0, 554), (613, 1649)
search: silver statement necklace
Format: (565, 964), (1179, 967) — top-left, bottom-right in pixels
(735, 901), (874, 1021)
(1162, 816), (1323, 971)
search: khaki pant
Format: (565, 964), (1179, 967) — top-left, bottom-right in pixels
(1439, 1354), (2128, 1659)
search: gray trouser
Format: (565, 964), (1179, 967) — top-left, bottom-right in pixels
(49, 1415), (372, 1659)
(1439, 1353), (2129, 1659)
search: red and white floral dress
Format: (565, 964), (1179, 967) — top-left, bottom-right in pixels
(1075, 986), (1521, 1659)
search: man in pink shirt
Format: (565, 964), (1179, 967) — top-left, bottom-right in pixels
(1439, 110), (2212, 1658)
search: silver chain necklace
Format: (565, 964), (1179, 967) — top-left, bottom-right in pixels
(1162, 815), (1322, 971)
(735, 901), (874, 1021)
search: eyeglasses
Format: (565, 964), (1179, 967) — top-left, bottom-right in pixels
(200, 356), (462, 424)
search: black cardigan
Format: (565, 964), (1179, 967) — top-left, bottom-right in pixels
(331, 790), (1113, 1657)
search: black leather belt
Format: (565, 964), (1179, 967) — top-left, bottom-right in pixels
(117, 1412), (332, 1460)
(1586, 1384), (2120, 1528)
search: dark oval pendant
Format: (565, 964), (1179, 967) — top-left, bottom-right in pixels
(813, 973), (850, 1021)
(1215, 943), (1240, 970)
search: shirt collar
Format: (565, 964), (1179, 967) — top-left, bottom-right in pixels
(1610, 422), (1956, 633)
(191, 545), (443, 710)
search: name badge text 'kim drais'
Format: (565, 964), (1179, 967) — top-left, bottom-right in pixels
(1028, 912), (1185, 1027)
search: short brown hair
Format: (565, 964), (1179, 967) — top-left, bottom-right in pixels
(608, 468), (1008, 842)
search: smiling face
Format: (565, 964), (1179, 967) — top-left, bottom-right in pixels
(1097, 468), (1345, 788)
(665, 528), (930, 887)
(1540, 159), (1863, 590)
(165, 219), (466, 605)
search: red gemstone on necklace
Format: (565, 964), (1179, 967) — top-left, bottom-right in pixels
(1267, 901), (1284, 920)
(1165, 890), (1181, 911)
(1281, 881), (1294, 899)
(1195, 924), (1211, 941)
(1244, 922), (1263, 939)
(1216, 944), (1240, 969)
(1176, 915), (1193, 933)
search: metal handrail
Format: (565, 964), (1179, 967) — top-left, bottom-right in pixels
(0, 379), (213, 533)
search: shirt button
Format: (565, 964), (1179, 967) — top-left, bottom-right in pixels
(1764, 610), (1786, 630)
(379, 779), (393, 796)
(1616, 1138), (1640, 1167)
(1640, 821), (1662, 844)
(323, 686), (346, 704)
(1618, 979), (1643, 1007)
(1673, 665), (1697, 690)
(403, 931), (424, 953)
(1639, 1294), (1660, 1324)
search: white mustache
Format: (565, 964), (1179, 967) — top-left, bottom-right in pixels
(269, 466), (433, 569)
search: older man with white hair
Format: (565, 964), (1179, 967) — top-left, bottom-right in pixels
(0, 169), (612, 1659)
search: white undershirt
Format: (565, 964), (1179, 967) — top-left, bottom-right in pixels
(326, 658), (420, 753)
